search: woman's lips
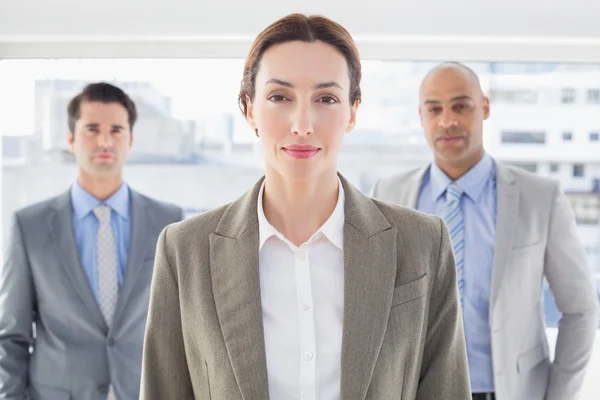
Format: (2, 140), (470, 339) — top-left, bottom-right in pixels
(283, 145), (320, 159)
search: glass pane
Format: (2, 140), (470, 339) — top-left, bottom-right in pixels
(2, 61), (600, 396)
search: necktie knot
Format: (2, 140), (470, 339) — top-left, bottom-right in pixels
(445, 182), (463, 203)
(93, 205), (112, 224)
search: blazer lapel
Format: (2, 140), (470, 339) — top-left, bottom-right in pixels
(340, 176), (398, 400)
(490, 162), (520, 323)
(208, 175), (399, 399)
(210, 178), (270, 399)
(47, 191), (107, 332)
(406, 166), (429, 208)
(112, 190), (151, 327)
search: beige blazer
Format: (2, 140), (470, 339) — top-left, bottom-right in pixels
(140, 174), (471, 399)
(372, 161), (600, 400)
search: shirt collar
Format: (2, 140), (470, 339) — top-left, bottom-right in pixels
(430, 151), (495, 203)
(257, 178), (345, 250)
(70, 181), (130, 221)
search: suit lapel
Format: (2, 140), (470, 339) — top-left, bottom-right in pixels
(112, 190), (150, 327)
(208, 175), (398, 399)
(47, 191), (107, 332)
(340, 176), (397, 400)
(210, 179), (270, 399)
(490, 162), (519, 322)
(406, 166), (429, 208)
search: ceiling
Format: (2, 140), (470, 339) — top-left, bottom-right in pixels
(1, 0), (598, 60)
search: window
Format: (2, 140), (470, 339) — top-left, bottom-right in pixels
(510, 163), (538, 173)
(590, 132), (600, 142)
(585, 245), (599, 255)
(489, 63), (557, 74)
(2, 59), (600, 394)
(490, 89), (537, 104)
(563, 131), (574, 141)
(561, 88), (576, 104)
(587, 89), (600, 104)
(501, 131), (546, 144)
(568, 194), (600, 224)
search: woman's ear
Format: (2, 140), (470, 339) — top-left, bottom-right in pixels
(345, 100), (359, 133)
(246, 95), (257, 131)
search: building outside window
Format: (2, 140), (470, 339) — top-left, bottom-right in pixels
(561, 88), (576, 104)
(568, 194), (600, 224)
(490, 89), (537, 104)
(501, 131), (546, 144)
(588, 89), (600, 104)
(510, 163), (538, 173)
(563, 131), (574, 141)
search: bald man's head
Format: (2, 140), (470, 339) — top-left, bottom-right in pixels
(419, 62), (484, 100)
(418, 62), (490, 179)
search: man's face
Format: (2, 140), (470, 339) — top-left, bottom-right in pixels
(419, 67), (489, 169)
(68, 100), (133, 179)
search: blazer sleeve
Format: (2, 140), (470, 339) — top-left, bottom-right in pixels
(0, 213), (35, 399)
(416, 218), (472, 399)
(544, 185), (600, 400)
(140, 226), (195, 399)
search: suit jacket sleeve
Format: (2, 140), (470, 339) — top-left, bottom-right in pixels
(416, 218), (471, 399)
(0, 214), (35, 399)
(544, 185), (599, 400)
(140, 226), (195, 399)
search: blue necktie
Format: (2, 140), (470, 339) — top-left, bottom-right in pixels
(442, 182), (465, 305)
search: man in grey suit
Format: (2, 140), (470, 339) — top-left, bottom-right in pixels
(0, 82), (183, 399)
(372, 62), (599, 400)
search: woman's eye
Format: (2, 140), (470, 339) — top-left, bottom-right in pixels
(268, 95), (287, 102)
(319, 96), (338, 104)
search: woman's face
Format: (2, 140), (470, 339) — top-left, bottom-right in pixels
(246, 40), (358, 183)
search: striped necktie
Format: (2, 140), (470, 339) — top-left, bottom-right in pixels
(442, 182), (465, 305)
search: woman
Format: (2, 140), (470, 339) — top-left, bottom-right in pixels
(140, 13), (470, 400)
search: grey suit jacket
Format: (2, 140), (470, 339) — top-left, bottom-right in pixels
(372, 161), (600, 400)
(0, 187), (183, 400)
(140, 174), (471, 399)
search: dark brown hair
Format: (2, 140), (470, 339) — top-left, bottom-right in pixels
(67, 82), (137, 133)
(238, 13), (362, 117)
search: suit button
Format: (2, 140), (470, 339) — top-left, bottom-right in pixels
(107, 338), (115, 346)
(98, 385), (109, 394)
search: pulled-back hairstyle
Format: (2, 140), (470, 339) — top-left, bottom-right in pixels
(238, 13), (362, 118)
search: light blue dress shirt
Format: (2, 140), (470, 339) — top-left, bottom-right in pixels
(70, 181), (131, 302)
(417, 152), (497, 392)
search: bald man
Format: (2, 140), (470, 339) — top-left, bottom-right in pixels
(372, 62), (599, 400)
